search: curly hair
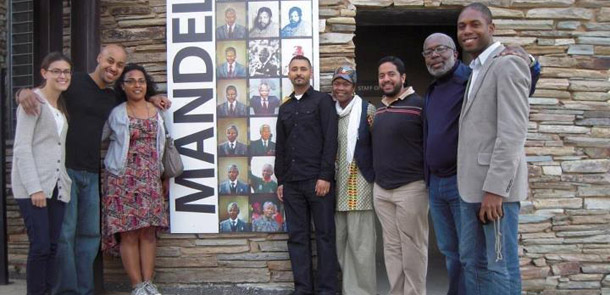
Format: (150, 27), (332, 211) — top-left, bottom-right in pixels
(114, 63), (158, 102)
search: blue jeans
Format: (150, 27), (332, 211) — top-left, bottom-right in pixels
(53, 169), (101, 295)
(428, 174), (464, 295)
(459, 199), (521, 295)
(17, 187), (65, 295)
(283, 179), (337, 295)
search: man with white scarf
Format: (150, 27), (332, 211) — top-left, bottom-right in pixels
(332, 65), (377, 295)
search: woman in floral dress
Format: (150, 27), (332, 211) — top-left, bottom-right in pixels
(102, 63), (168, 295)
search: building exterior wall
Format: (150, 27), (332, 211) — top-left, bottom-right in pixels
(4, 0), (610, 294)
(0, 0), (7, 70)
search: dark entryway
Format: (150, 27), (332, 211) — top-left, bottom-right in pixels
(354, 7), (461, 295)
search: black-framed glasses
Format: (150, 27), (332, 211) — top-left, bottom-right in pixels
(123, 79), (147, 86)
(48, 69), (73, 76)
(422, 45), (454, 57)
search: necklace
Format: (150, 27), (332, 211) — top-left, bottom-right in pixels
(127, 102), (150, 119)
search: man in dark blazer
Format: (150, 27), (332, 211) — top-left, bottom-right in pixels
(218, 125), (247, 156)
(217, 85), (248, 117)
(456, 3), (531, 295)
(250, 82), (280, 115)
(216, 8), (247, 40)
(217, 47), (247, 78)
(218, 165), (249, 194)
(219, 202), (249, 232)
(249, 124), (275, 156)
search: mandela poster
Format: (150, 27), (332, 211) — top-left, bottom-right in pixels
(166, 0), (320, 233)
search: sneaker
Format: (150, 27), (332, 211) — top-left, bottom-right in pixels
(131, 282), (148, 295)
(143, 280), (162, 295)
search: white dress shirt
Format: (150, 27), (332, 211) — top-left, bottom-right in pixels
(468, 41), (501, 100)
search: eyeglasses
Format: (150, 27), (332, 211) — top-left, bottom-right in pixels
(47, 69), (72, 76)
(123, 79), (147, 86)
(422, 45), (454, 57)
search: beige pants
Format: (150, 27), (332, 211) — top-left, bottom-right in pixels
(335, 210), (377, 295)
(374, 180), (429, 295)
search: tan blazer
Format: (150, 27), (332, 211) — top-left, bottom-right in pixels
(457, 44), (531, 203)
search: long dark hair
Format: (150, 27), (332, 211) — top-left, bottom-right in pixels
(114, 63), (158, 103)
(40, 51), (72, 116)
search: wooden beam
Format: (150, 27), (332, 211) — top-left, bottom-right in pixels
(357, 8), (460, 26)
(33, 0), (63, 85)
(71, 0), (100, 73)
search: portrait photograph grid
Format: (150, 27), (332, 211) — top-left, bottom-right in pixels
(215, 0), (314, 232)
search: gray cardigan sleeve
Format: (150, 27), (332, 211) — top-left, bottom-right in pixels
(12, 106), (44, 196)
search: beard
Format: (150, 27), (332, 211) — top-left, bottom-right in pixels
(382, 82), (403, 97)
(427, 56), (456, 78)
(288, 19), (301, 28)
(256, 20), (270, 30)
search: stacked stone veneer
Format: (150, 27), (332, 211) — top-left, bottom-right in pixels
(4, 0), (610, 294)
(0, 0), (6, 70)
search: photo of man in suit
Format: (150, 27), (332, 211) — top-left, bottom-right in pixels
(249, 6), (279, 38)
(216, 8), (247, 40)
(217, 85), (248, 117)
(252, 201), (281, 232)
(249, 124), (275, 156)
(219, 202), (248, 232)
(456, 3), (532, 294)
(250, 82), (280, 115)
(218, 164), (249, 195)
(281, 6), (311, 37)
(250, 163), (278, 194)
(218, 125), (247, 156)
(217, 47), (247, 79)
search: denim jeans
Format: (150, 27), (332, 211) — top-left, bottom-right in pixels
(17, 187), (65, 295)
(283, 179), (337, 295)
(459, 199), (521, 295)
(428, 174), (464, 295)
(53, 169), (101, 295)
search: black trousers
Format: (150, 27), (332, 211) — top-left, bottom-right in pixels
(16, 186), (66, 295)
(283, 179), (337, 295)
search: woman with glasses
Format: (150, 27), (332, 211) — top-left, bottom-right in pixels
(11, 52), (73, 295)
(101, 63), (168, 295)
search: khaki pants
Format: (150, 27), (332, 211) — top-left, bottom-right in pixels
(374, 180), (429, 295)
(335, 210), (377, 295)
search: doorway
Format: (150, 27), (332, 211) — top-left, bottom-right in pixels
(354, 7), (461, 295)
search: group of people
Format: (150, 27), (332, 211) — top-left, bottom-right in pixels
(10, 2), (539, 295)
(275, 3), (539, 295)
(12, 45), (171, 295)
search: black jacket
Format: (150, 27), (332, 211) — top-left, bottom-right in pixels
(275, 87), (338, 185)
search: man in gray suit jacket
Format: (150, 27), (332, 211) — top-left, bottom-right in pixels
(456, 3), (531, 295)
(218, 165), (249, 194)
(218, 125), (247, 156)
(249, 124), (276, 156)
(217, 85), (248, 117)
(216, 8), (247, 40)
(219, 202), (248, 232)
(217, 47), (247, 78)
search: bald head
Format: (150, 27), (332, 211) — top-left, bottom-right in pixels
(94, 44), (127, 87)
(423, 33), (458, 78)
(423, 33), (456, 51)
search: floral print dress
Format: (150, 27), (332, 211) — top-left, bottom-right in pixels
(102, 115), (168, 255)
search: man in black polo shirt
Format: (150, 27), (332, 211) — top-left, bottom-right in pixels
(17, 45), (170, 295)
(372, 56), (428, 295)
(275, 55), (338, 295)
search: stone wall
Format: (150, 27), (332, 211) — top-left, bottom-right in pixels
(0, 0), (6, 70)
(4, 0), (610, 294)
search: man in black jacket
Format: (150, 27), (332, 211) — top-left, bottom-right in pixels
(275, 55), (338, 295)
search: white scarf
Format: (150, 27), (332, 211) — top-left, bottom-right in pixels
(335, 95), (362, 167)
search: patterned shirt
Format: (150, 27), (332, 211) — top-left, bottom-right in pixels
(336, 103), (376, 211)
